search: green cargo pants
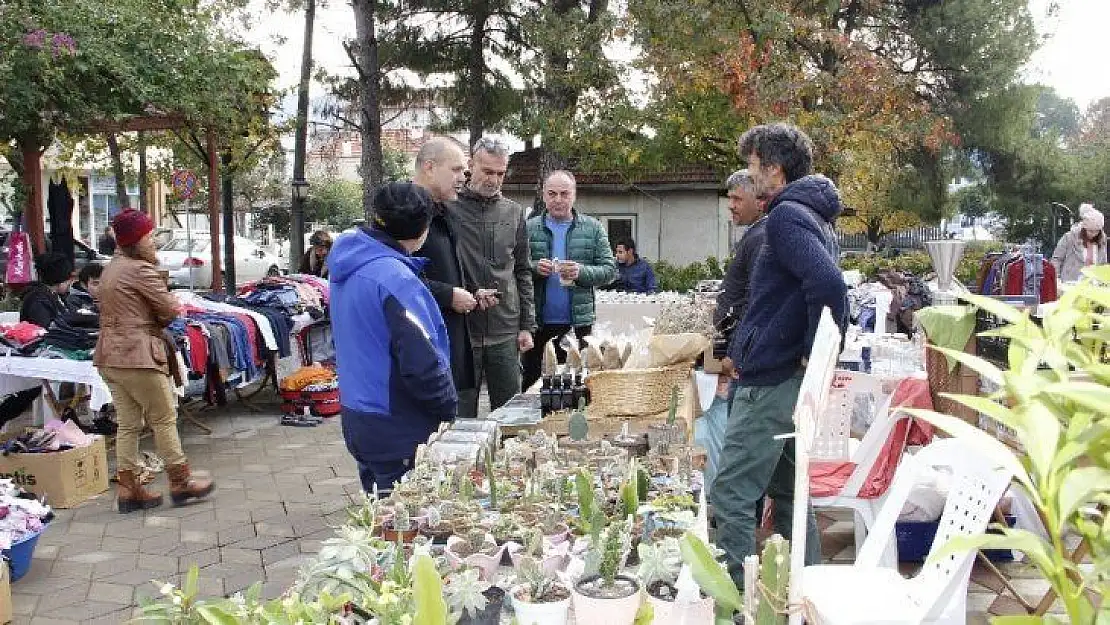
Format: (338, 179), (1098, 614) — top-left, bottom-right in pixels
(711, 373), (823, 588)
(459, 337), (522, 418)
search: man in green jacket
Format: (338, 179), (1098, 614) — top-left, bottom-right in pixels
(452, 136), (537, 416)
(522, 170), (617, 390)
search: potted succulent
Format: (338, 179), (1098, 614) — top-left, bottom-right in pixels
(445, 528), (506, 581)
(538, 507), (570, 545)
(445, 567), (505, 625)
(381, 502), (420, 544)
(571, 520), (641, 625)
(637, 537), (714, 622)
(419, 505), (454, 543)
(511, 555), (572, 625)
(509, 528), (570, 576)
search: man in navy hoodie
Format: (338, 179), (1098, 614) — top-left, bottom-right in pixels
(329, 182), (458, 493)
(713, 123), (848, 588)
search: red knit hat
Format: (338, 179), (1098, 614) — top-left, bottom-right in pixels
(112, 209), (155, 247)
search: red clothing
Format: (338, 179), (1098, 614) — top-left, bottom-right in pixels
(1002, 258), (1058, 303)
(184, 325), (208, 373)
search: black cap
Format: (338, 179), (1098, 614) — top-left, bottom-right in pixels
(372, 182), (433, 241)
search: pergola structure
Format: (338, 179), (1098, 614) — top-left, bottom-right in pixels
(20, 114), (228, 292)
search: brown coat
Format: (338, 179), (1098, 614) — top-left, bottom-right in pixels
(94, 254), (181, 374)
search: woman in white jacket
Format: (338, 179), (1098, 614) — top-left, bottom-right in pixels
(1051, 203), (1107, 282)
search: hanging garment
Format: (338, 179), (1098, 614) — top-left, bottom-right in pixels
(47, 179), (76, 266)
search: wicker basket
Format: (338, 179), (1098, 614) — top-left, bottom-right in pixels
(585, 362), (693, 418)
(925, 337), (980, 425)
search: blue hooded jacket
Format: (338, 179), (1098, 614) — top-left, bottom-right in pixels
(729, 175), (848, 387)
(329, 227), (457, 462)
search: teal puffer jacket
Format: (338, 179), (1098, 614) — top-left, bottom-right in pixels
(526, 210), (617, 327)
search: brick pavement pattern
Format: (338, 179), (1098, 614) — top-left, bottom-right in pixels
(11, 398), (1060, 623)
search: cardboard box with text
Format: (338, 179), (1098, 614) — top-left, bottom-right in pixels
(0, 435), (108, 508)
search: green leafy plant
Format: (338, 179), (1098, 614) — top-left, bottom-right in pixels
(483, 446), (498, 511)
(906, 267), (1110, 625)
(444, 567), (489, 620)
(598, 519), (627, 587)
(568, 398), (590, 441)
(636, 537), (683, 586)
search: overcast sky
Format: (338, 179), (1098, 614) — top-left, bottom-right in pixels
(240, 0), (1110, 119)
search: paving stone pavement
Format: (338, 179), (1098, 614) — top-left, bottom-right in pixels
(11, 392), (1063, 623)
(13, 397), (360, 624)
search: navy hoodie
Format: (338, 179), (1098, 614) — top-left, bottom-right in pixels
(329, 227), (457, 462)
(729, 175), (848, 387)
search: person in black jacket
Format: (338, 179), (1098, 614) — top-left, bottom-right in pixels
(411, 137), (478, 414)
(1, 252), (74, 427)
(67, 263), (103, 313)
(716, 169), (767, 332)
(20, 252), (74, 329)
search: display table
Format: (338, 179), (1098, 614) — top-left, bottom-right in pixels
(0, 357), (112, 420)
(594, 302), (661, 333)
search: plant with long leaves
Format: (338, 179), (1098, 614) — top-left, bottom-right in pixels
(906, 266), (1110, 625)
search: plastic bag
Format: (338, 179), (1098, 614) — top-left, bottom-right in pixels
(5, 227), (33, 285)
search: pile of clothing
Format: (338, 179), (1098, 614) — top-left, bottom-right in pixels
(237, 274), (329, 316)
(0, 479), (53, 550)
(0, 419), (97, 455)
(0, 322), (47, 354)
(38, 311), (99, 359)
(278, 365), (339, 426)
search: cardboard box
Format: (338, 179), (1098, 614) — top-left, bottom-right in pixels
(702, 344), (724, 374)
(0, 561), (11, 624)
(0, 435), (108, 508)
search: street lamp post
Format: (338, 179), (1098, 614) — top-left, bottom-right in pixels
(291, 178), (310, 270)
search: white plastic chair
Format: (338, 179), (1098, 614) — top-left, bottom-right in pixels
(794, 438), (1015, 625)
(811, 372), (907, 568)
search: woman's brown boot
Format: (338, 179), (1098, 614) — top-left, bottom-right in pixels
(166, 463), (214, 506)
(117, 469), (163, 513)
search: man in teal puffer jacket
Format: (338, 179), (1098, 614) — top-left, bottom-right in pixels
(522, 170), (617, 390)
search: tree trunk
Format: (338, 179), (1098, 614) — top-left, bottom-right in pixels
(137, 131), (149, 215)
(222, 152), (237, 295)
(106, 133), (130, 210)
(353, 0), (385, 220)
(467, 3), (490, 148)
(866, 220), (883, 248)
(19, 138), (47, 254)
(290, 0), (315, 270)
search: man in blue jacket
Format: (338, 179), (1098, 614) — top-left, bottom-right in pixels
(329, 182), (458, 493)
(612, 238), (657, 293)
(713, 123), (848, 588)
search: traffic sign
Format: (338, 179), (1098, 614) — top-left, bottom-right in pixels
(172, 169), (199, 200)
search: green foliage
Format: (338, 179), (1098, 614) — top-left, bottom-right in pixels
(652, 257), (726, 293)
(679, 533), (742, 620)
(755, 535), (789, 625)
(483, 446), (498, 511)
(597, 520), (625, 587)
(907, 268), (1110, 625)
(838, 245), (1005, 287)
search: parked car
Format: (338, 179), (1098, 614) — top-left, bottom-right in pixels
(0, 231), (111, 288)
(157, 233), (284, 289)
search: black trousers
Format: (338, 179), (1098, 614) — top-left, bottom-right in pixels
(0, 388), (42, 429)
(521, 324), (592, 391)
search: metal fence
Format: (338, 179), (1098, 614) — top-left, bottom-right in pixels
(838, 226), (947, 251)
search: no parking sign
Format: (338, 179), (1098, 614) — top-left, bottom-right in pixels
(171, 169), (199, 200)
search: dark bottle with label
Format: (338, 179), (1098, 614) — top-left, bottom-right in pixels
(550, 375), (564, 412)
(572, 374), (588, 407)
(561, 373), (576, 411)
(539, 377), (553, 416)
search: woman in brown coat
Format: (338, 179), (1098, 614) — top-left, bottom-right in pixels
(94, 210), (214, 513)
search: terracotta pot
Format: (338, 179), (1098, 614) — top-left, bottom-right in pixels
(571, 575), (641, 625)
(381, 521), (419, 544)
(511, 584), (571, 625)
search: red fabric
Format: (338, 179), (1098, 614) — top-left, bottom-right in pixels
(112, 209), (154, 246)
(1002, 258), (1058, 303)
(184, 325), (208, 374)
(2, 322), (47, 344)
(809, 378), (935, 499)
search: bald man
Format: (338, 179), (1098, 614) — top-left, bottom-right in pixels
(521, 170), (617, 390)
(411, 137), (477, 412)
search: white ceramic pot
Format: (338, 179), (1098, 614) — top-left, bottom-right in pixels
(646, 593), (715, 624)
(571, 575), (642, 625)
(511, 584), (571, 625)
(444, 535), (505, 582)
(508, 541), (570, 576)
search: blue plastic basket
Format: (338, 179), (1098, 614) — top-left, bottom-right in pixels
(3, 528), (44, 582)
(895, 516), (1014, 563)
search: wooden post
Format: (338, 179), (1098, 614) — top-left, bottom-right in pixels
(21, 143), (46, 254)
(207, 129), (223, 292)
